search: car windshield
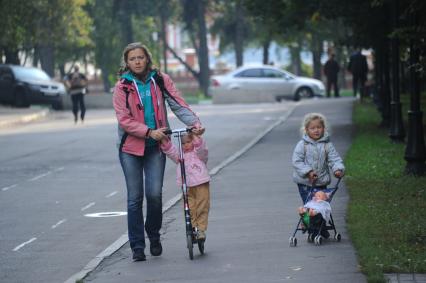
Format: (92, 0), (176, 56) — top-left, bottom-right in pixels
(12, 66), (51, 81)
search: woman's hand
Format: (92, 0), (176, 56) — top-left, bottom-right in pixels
(191, 126), (205, 136)
(149, 127), (168, 141)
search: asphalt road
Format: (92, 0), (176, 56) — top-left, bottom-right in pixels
(0, 102), (296, 283)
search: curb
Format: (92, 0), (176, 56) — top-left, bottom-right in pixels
(64, 103), (297, 283)
(0, 109), (50, 128)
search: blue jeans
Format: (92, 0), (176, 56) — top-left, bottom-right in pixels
(297, 184), (327, 204)
(119, 147), (166, 252)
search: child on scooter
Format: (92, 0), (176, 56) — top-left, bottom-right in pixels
(161, 132), (210, 242)
(292, 112), (345, 203)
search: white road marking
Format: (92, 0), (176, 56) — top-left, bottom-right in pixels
(13, 237), (37, 251)
(105, 191), (117, 198)
(29, 171), (52, 181)
(54, 167), (65, 172)
(2, 184), (17, 191)
(51, 219), (67, 229)
(84, 212), (127, 218)
(81, 202), (95, 211)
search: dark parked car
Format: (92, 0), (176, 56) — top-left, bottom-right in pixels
(0, 64), (67, 110)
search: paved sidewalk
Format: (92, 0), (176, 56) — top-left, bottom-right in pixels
(0, 105), (50, 128)
(81, 98), (367, 283)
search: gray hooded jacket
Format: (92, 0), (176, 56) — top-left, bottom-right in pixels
(292, 133), (345, 186)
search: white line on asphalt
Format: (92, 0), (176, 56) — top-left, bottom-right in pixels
(2, 184), (17, 191)
(81, 202), (96, 211)
(105, 191), (118, 198)
(64, 104), (297, 283)
(13, 237), (37, 251)
(29, 171), (52, 181)
(51, 219), (67, 229)
(54, 167), (65, 172)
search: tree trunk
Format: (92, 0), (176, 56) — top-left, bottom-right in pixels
(38, 44), (55, 77)
(118, 0), (133, 44)
(234, 0), (244, 67)
(197, 0), (210, 97)
(312, 33), (322, 80)
(262, 40), (270, 65)
(160, 9), (168, 73)
(289, 43), (302, 76)
(4, 48), (20, 65)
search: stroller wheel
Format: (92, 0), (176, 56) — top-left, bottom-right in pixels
(289, 237), (297, 247)
(314, 235), (323, 246)
(186, 234), (194, 260)
(334, 233), (342, 242)
(307, 234), (314, 243)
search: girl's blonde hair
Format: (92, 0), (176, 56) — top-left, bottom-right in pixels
(117, 42), (157, 76)
(300, 112), (329, 135)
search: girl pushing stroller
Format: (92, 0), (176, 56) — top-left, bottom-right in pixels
(289, 113), (345, 246)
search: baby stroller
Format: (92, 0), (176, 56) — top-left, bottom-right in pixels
(289, 178), (342, 247)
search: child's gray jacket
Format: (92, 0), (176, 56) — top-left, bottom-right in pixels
(292, 133), (345, 187)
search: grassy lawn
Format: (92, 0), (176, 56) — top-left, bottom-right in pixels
(345, 98), (426, 282)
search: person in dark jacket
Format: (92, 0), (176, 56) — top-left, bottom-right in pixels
(347, 49), (368, 98)
(323, 54), (340, 98)
(65, 65), (87, 123)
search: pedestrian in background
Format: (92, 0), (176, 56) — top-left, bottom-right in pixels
(113, 42), (205, 262)
(292, 113), (345, 203)
(347, 49), (368, 98)
(66, 65), (87, 124)
(323, 53), (340, 98)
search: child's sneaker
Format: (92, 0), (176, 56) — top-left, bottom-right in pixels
(197, 230), (206, 241)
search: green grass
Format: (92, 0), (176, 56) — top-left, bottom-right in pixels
(182, 92), (211, 105)
(345, 99), (426, 282)
(339, 89), (353, 97)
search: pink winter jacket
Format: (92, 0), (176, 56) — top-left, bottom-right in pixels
(161, 136), (210, 187)
(113, 72), (201, 156)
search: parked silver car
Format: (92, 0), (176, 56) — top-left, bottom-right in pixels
(209, 65), (325, 104)
(0, 64), (67, 110)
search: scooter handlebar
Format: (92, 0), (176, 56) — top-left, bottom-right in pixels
(164, 128), (192, 135)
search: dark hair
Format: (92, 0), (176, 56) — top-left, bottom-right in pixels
(117, 42), (157, 77)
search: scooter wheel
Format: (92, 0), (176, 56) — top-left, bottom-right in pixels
(307, 234), (314, 243)
(198, 239), (205, 254)
(187, 234), (194, 260)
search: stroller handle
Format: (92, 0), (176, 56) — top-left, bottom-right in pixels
(164, 128), (192, 135)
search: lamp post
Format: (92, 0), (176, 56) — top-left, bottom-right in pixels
(404, 12), (426, 175)
(389, 0), (405, 142)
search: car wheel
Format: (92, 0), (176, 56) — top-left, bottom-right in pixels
(295, 87), (313, 101)
(14, 88), (30, 108)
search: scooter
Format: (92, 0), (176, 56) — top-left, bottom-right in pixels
(165, 127), (204, 260)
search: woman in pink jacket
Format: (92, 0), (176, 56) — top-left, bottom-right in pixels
(113, 42), (204, 262)
(161, 133), (210, 242)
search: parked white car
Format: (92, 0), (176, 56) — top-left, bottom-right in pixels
(209, 65), (325, 104)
